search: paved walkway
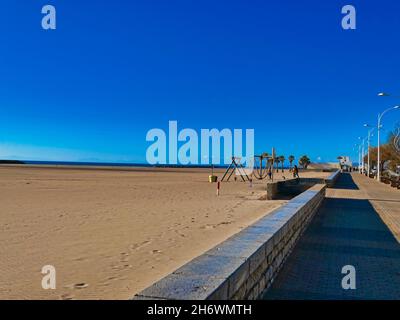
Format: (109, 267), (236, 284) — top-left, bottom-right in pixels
(263, 172), (400, 299)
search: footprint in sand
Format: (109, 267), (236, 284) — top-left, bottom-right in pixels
(73, 256), (87, 262)
(201, 221), (232, 230)
(111, 264), (124, 271)
(174, 230), (186, 237)
(74, 283), (89, 289)
(65, 283), (89, 290)
(120, 252), (129, 262)
(129, 240), (151, 251)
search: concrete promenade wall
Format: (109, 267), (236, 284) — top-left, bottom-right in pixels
(266, 178), (309, 200)
(324, 170), (340, 188)
(266, 170), (340, 200)
(133, 184), (327, 300)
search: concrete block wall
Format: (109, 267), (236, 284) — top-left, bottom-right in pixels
(266, 170), (340, 200)
(266, 178), (311, 200)
(324, 170), (340, 188)
(133, 184), (326, 300)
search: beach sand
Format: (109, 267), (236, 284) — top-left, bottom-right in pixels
(0, 165), (329, 300)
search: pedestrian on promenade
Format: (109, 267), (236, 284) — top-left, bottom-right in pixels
(293, 165), (300, 179)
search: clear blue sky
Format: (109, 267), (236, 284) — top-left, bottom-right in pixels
(1, 0), (399, 163)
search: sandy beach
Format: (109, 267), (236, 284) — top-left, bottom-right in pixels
(0, 165), (329, 300)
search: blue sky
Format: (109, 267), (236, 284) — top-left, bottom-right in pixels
(1, 0), (399, 163)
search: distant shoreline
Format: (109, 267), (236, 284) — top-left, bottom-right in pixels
(0, 160), (25, 164)
(0, 159), (335, 171)
(0, 160), (229, 169)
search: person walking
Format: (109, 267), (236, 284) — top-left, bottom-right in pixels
(293, 165), (300, 179)
(267, 167), (272, 180)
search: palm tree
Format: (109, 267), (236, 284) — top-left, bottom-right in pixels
(275, 157), (280, 173)
(288, 155), (295, 171)
(266, 156), (274, 172)
(278, 155), (285, 172)
(260, 152), (269, 175)
(299, 155), (311, 169)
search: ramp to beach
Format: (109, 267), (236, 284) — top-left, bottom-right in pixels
(263, 173), (400, 299)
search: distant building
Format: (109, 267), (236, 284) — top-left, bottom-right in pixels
(338, 156), (353, 172)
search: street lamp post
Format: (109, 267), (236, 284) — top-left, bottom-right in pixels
(353, 143), (360, 171)
(358, 136), (366, 175)
(363, 124), (375, 177)
(367, 132), (372, 176)
(375, 95), (400, 181)
(377, 107), (399, 181)
(362, 138), (366, 175)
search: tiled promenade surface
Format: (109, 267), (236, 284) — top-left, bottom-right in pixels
(263, 172), (400, 299)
